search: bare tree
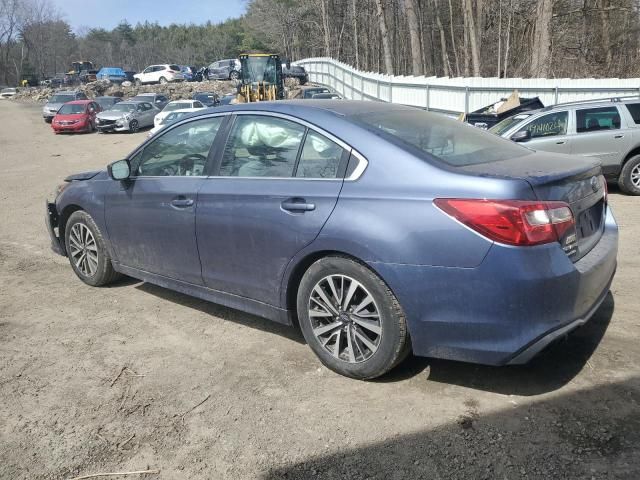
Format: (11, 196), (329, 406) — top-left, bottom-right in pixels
(530, 0), (554, 77)
(374, 0), (394, 74)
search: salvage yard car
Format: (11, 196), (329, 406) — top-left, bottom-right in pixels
(0, 87), (17, 99)
(130, 93), (169, 110)
(490, 96), (640, 195)
(46, 101), (618, 380)
(148, 108), (204, 137)
(134, 64), (185, 85)
(95, 100), (158, 133)
(42, 90), (88, 123)
(51, 100), (101, 134)
(154, 99), (206, 127)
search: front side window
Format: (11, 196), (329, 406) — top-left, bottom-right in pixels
(220, 115), (305, 177)
(134, 117), (223, 177)
(518, 111), (568, 138)
(576, 107), (621, 133)
(296, 131), (345, 178)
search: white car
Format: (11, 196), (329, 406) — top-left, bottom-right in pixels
(154, 100), (206, 127)
(0, 87), (17, 99)
(147, 108), (204, 137)
(133, 64), (185, 85)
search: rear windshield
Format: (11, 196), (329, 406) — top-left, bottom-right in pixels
(58, 104), (85, 114)
(169, 64), (181, 71)
(489, 114), (532, 136)
(49, 94), (74, 103)
(353, 110), (530, 167)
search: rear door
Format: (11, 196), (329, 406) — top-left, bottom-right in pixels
(105, 116), (225, 283)
(512, 110), (571, 154)
(570, 105), (632, 170)
(196, 113), (349, 306)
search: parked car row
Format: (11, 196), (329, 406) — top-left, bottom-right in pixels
(42, 89), (223, 136)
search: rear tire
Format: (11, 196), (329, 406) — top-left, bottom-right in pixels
(297, 256), (409, 380)
(618, 155), (640, 195)
(159, 76), (167, 84)
(64, 211), (121, 287)
(229, 71), (239, 81)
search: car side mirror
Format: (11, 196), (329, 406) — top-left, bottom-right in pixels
(108, 159), (131, 180)
(511, 130), (531, 143)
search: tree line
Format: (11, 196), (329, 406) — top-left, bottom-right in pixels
(1, 0), (639, 86)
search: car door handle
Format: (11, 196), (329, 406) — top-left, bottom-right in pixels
(170, 197), (194, 208)
(555, 141), (566, 144)
(281, 199), (315, 212)
(614, 134), (624, 139)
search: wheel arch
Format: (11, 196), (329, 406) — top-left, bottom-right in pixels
(622, 146), (640, 168)
(58, 204), (85, 254)
(282, 249), (391, 325)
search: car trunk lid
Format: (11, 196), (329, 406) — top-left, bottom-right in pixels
(460, 151), (606, 261)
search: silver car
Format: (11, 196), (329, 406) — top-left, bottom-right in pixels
(95, 100), (159, 133)
(42, 90), (88, 123)
(490, 97), (640, 195)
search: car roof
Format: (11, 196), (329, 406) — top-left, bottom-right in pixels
(167, 99), (196, 103)
(215, 99), (413, 116)
(95, 96), (119, 99)
(66, 100), (92, 105)
(134, 93), (157, 97)
(120, 100), (146, 105)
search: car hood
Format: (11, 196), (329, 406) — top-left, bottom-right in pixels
(64, 169), (103, 182)
(54, 113), (87, 121)
(97, 111), (130, 120)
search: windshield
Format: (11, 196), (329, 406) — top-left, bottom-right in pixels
(353, 110), (530, 167)
(162, 112), (188, 124)
(241, 56), (277, 84)
(110, 103), (136, 113)
(96, 98), (115, 108)
(49, 95), (74, 104)
(164, 102), (192, 112)
(489, 114), (532, 136)
(58, 104), (86, 114)
(132, 96), (152, 102)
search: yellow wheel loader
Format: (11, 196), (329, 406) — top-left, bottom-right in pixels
(235, 53), (285, 103)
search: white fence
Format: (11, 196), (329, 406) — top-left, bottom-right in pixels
(294, 57), (640, 115)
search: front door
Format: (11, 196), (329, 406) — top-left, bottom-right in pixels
(196, 114), (349, 306)
(105, 116), (225, 284)
(514, 110), (572, 154)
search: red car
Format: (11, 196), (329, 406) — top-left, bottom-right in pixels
(51, 100), (101, 134)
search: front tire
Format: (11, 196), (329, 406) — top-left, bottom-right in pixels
(229, 71), (239, 81)
(129, 119), (139, 133)
(618, 155), (640, 195)
(64, 211), (120, 287)
(297, 256), (409, 379)
(135, 79), (142, 86)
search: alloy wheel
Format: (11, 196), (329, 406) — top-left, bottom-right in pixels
(631, 164), (640, 188)
(68, 223), (98, 277)
(308, 274), (382, 364)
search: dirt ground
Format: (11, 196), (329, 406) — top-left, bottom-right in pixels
(0, 99), (639, 480)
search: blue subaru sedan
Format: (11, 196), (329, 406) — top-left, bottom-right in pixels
(46, 100), (618, 379)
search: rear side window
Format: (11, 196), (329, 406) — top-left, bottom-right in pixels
(220, 115), (305, 177)
(354, 110), (529, 167)
(296, 131), (345, 178)
(169, 64), (181, 71)
(625, 103), (640, 124)
(576, 107), (621, 133)
(518, 111), (568, 138)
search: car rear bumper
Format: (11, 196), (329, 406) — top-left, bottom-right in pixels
(370, 206), (618, 366)
(45, 201), (65, 256)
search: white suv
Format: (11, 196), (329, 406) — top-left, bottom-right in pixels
(134, 65), (184, 85)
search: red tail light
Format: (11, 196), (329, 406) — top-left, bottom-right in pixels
(434, 199), (575, 246)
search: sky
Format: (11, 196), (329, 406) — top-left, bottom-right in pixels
(50, 0), (247, 32)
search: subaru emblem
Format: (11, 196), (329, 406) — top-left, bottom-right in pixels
(590, 176), (599, 192)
